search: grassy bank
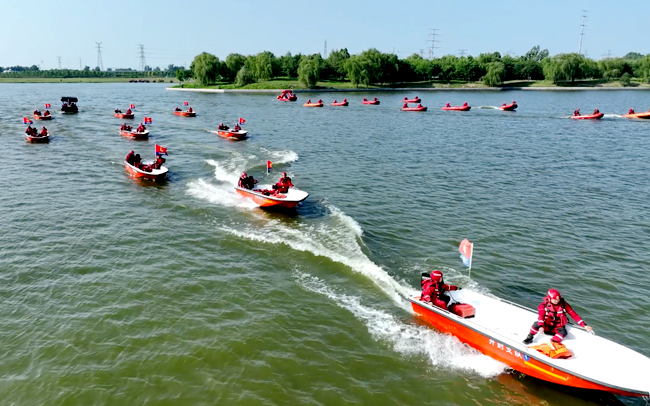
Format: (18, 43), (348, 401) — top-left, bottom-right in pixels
(0, 77), (176, 83)
(171, 77), (650, 90)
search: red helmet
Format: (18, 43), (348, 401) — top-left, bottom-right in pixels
(547, 289), (561, 300)
(430, 270), (443, 283)
(241, 172), (247, 177)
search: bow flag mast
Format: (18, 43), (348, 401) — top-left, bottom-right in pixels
(459, 238), (474, 277)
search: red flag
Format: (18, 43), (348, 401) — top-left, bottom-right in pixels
(155, 145), (168, 156)
(144, 117), (152, 124)
(23, 117), (33, 124)
(45, 103), (51, 108)
(183, 101), (189, 106)
(239, 117), (246, 125)
(130, 104), (135, 109)
(459, 238), (473, 268)
(266, 161), (272, 173)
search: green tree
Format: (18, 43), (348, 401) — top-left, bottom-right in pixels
(619, 72), (632, 86)
(175, 68), (191, 83)
(297, 54), (322, 88)
(190, 52), (221, 86)
(235, 65), (256, 87)
(224, 53), (246, 81)
(482, 62), (505, 86)
(326, 48), (350, 80)
(279, 52), (300, 78)
(254, 51), (275, 80)
(343, 55), (363, 87)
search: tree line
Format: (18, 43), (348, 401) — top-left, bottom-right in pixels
(0, 64), (186, 79)
(184, 47), (650, 87)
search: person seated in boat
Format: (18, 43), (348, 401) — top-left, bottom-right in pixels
(244, 175), (258, 189)
(502, 102), (507, 107)
(188, 107), (193, 113)
(445, 102), (451, 107)
(593, 108), (600, 114)
(44, 110), (50, 116)
(34, 110), (40, 116)
(403, 103), (408, 108)
(420, 270), (460, 310)
(126, 108), (132, 115)
(629, 108), (635, 114)
(343, 98), (347, 103)
(463, 102), (468, 107)
(136, 123), (146, 133)
(175, 107), (182, 111)
(512, 100), (516, 105)
(373, 97), (378, 101)
(272, 172), (294, 193)
(115, 108), (122, 114)
(333, 99), (338, 104)
(317, 99), (322, 104)
(234, 123), (241, 132)
(126, 150), (135, 165)
(39, 126), (48, 136)
(417, 104), (423, 108)
(523, 289), (593, 345)
(152, 156), (166, 170)
(306, 99), (312, 104)
(238, 172), (248, 188)
(25, 125), (34, 135)
(574, 109), (581, 116)
(363, 98), (368, 102)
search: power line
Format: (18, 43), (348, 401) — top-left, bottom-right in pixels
(458, 49), (467, 57)
(57, 56), (62, 69)
(79, 58), (82, 70)
(578, 10), (588, 55)
(427, 29), (441, 59)
(138, 44), (147, 71)
(96, 41), (103, 71)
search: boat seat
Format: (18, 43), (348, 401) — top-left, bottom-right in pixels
(449, 303), (475, 318)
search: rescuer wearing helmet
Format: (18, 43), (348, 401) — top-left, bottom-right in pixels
(420, 270), (461, 310)
(523, 289), (594, 345)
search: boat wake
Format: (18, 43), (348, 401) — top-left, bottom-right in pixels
(186, 148), (299, 208)
(295, 272), (507, 377)
(478, 106), (500, 109)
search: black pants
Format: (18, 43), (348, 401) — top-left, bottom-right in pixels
(530, 321), (568, 342)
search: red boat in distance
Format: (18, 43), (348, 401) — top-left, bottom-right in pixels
(120, 129), (149, 140)
(330, 99), (349, 106)
(403, 96), (421, 103)
(362, 97), (380, 105)
(278, 90), (297, 101)
(401, 104), (427, 111)
(442, 102), (471, 111)
(500, 101), (518, 111)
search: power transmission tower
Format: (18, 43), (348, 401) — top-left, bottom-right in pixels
(427, 29), (441, 59)
(458, 49), (467, 57)
(138, 44), (146, 71)
(324, 40), (327, 58)
(57, 56), (62, 69)
(602, 50), (612, 59)
(79, 58), (82, 70)
(95, 42), (104, 70)
(578, 10), (588, 55)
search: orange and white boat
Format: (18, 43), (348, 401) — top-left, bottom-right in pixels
(622, 110), (650, 119)
(114, 113), (134, 119)
(25, 132), (49, 143)
(216, 129), (248, 140)
(410, 290), (650, 397)
(235, 185), (309, 208)
(174, 110), (196, 117)
(120, 129), (149, 140)
(124, 160), (168, 181)
(33, 113), (52, 120)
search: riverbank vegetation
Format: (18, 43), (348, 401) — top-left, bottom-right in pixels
(4, 49), (650, 88)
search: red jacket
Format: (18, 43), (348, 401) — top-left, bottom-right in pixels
(420, 279), (458, 302)
(537, 297), (585, 328)
(275, 177), (294, 192)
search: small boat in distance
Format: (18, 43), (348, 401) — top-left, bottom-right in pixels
(25, 128), (50, 143)
(403, 96), (421, 103)
(303, 99), (324, 107)
(570, 112), (604, 120)
(33, 112), (52, 120)
(401, 104), (427, 112)
(277, 90), (297, 101)
(622, 108), (650, 119)
(174, 107), (196, 117)
(362, 97), (380, 105)
(235, 185), (309, 209)
(217, 129), (248, 140)
(442, 102), (471, 111)
(500, 101), (518, 111)
(330, 99), (349, 106)
(61, 97), (79, 113)
(114, 108), (135, 119)
(120, 127), (149, 140)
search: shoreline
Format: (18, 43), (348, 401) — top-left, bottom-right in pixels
(167, 86), (650, 93)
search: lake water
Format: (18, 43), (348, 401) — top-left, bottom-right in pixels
(1, 83), (649, 406)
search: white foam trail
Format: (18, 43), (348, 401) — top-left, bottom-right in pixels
(258, 147), (299, 165)
(295, 272), (506, 377)
(187, 178), (257, 208)
(603, 114), (622, 118)
(325, 202), (363, 237)
(219, 213), (417, 308)
(478, 106), (500, 109)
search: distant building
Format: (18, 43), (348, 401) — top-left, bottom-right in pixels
(3, 69), (14, 73)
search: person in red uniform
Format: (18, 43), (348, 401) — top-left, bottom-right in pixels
(39, 126), (48, 136)
(629, 108), (635, 114)
(445, 102), (451, 107)
(272, 172), (294, 193)
(420, 270), (460, 310)
(574, 109), (581, 116)
(523, 289), (593, 344)
(44, 110), (50, 116)
(403, 103), (408, 108)
(593, 108), (600, 114)
(463, 102), (468, 106)
(188, 107), (193, 113)
(238, 172), (248, 188)
(126, 108), (132, 115)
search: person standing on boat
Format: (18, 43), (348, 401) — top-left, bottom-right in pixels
(523, 289), (593, 344)
(420, 270), (460, 310)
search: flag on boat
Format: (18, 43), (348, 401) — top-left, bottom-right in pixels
(144, 117), (152, 124)
(155, 145), (168, 156)
(459, 238), (473, 268)
(130, 104), (135, 109)
(239, 117), (246, 125)
(183, 101), (189, 106)
(23, 117), (33, 124)
(266, 161), (272, 173)
(45, 103), (51, 108)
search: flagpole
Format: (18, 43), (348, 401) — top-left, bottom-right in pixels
(468, 242), (474, 278)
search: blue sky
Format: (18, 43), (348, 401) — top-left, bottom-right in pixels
(1, 0), (647, 70)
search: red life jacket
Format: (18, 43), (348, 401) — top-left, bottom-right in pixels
(420, 280), (455, 302)
(542, 297), (569, 328)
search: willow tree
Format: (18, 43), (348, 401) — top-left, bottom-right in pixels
(190, 52), (221, 86)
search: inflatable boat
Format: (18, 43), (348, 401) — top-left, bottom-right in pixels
(235, 185), (309, 208)
(410, 290), (650, 397)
